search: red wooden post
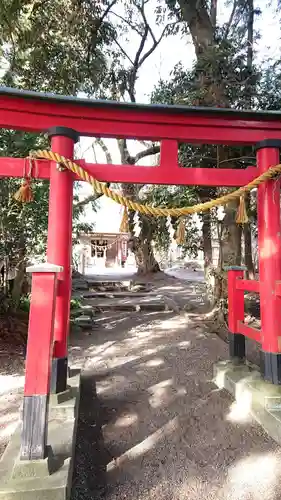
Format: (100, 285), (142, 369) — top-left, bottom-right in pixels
(257, 140), (281, 384)
(47, 127), (79, 393)
(21, 263), (62, 460)
(227, 267), (245, 362)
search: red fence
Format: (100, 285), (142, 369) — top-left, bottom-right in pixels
(227, 266), (281, 367)
(228, 267), (261, 346)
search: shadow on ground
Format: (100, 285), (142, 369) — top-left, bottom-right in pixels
(70, 302), (281, 500)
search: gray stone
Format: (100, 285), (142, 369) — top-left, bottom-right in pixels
(73, 316), (92, 323)
(49, 372), (80, 420)
(11, 447), (58, 480)
(70, 309), (94, 319)
(213, 360), (281, 445)
(0, 370), (81, 500)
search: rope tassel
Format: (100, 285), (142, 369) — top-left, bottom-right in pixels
(120, 207), (129, 233)
(176, 218), (186, 245)
(13, 158), (36, 203)
(14, 179), (33, 203)
(236, 195), (249, 224)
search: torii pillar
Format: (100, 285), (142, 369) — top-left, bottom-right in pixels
(257, 139), (281, 384)
(47, 127), (79, 393)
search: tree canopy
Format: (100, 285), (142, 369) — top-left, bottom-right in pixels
(0, 0), (280, 306)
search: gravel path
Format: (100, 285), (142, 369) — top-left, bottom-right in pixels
(0, 354), (25, 458)
(70, 305), (281, 500)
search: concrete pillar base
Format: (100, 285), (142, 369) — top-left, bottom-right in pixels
(0, 369), (81, 500)
(213, 360), (281, 444)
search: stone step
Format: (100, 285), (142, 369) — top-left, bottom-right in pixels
(75, 291), (158, 299)
(71, 307), (95, 318)
(73, 315), (93, 324)
(83, 296), (177, 312)
(86, 278), (132, 285)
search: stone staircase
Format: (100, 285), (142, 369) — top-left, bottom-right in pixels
(71, 271), (179, 330)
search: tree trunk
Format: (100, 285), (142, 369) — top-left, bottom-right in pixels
(10, 234), (27, 311)
(129, 213), (160, 275)
(177, 1), (242, 309)
(11, 259), (26, 311)
(244, 224), (254, 278)
(246, 0), (254, 107)
(214, 200), (242, 307)
(221, 201), (242, 268)
(202, 211), (212, 275)
(243, 1), (255, 279)
(202, 212), (214, 306)
(132, 237), (160, 275)
(243, 194), (255, 278)
(119, 139), (160, 275)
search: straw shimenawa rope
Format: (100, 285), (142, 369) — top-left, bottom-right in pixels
(30, 150), (281, 222)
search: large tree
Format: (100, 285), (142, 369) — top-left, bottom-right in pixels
(149, 0), (268, 305)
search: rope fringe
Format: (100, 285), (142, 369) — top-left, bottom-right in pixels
(236, 195), (249, 224)
(176, 219), (186, 245)
(119, 207), (129, 233)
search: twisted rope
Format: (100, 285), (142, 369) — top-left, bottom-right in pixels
(32, 150), (281, 217)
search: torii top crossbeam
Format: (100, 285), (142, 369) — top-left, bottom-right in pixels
(1, 86), (281, 187)
(2, 86), (281, 143)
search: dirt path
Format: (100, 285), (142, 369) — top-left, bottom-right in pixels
(70, 296), (281, 500)
(0, 274), (280, 499)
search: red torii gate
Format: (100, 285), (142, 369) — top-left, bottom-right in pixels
(1, 86), (281, 460)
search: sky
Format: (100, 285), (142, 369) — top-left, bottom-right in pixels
(77, 0), (281, 233)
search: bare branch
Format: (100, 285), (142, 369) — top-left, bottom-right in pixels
(210, 0), (217, 27)
(127, 3), (178, 101)
(74, 193), (103, 210)
(100, 0), (119, 24)
(92, 143), (98, 163)
(112, 38), (134, 65)
(95, 138), (113, 164)
(133, 145), (160, 163)
(74, 138), (113, 209)
(134, 24), (149, 68)
(137, 3), (157, 44)
(135, 2), (172, 67)
(138, 21), (180, 67)
(110, 11), (143, 36)
(117, 139), (130, 163)
(219, 155), (255, 165)
(223, 0), (238, 39)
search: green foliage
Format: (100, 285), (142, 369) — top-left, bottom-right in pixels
(70, 298), (82, 310)
(0, 0), (115, 94)
(19, 295), (31, 313)
(0, 0), (116, 304)
(0, 130), (49, 269)
(0, 132), (95, 270)
(141, 184), (201, 257)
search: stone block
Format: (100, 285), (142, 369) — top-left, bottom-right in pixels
(0, 369), (81, 500)
(213, 360), (281, 445)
